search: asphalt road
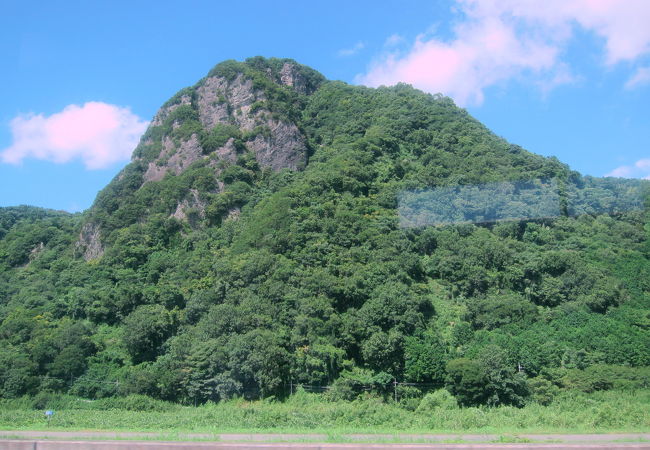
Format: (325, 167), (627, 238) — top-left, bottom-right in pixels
(1, 439), (650, 449)
(1, 432), (650, 449)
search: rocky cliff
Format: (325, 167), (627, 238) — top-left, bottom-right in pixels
(76, 58), (325, 259)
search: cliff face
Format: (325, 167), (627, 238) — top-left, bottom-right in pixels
(76, 58), (325, 259)
(143, 63), (312, 180)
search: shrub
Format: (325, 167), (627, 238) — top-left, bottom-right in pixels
(416, 389), (458, 412)
(31, 392), (80, 410)
(200, 124), (241, 154)
(527, 377), (559, 405)
(95, 394), (177, 412)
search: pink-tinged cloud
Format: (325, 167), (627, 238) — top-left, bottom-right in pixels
(358, 13), (559, 105)
(573, 0), (650, 64)
(357, 0), (650, 105)
(1, 102), (148, 169)
(626, 67), (650, 89)
(606, 158), (650, 179)
(460, 0), (650, 64)
(635, 159), (650, 170)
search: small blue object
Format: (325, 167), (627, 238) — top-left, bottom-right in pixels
(45, 410), (54, 417)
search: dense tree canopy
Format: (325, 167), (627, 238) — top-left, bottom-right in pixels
(0, 58), (648, 406)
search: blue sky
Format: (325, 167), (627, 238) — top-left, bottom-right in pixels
(1, 0), (649, 212)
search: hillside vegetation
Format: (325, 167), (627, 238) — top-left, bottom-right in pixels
(0, 58), (648, 414)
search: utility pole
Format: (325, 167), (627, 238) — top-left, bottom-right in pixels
(393, 379), (397, 403)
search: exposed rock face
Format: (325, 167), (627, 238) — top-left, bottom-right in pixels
(197, 74), (261, 130)
(279, 62), (314, 95)
(247, 119), (307, 170)
(79, 59), (321, 254)
(196, 77), (231, 130)
(77, 222), (104, 261)
(142, 70), (309, 180)
(143, 161), (166, 183)
(197, 71), (308, 170)
(151, 94), (192, 127)
(28, 242), (44, 263)
(144, 134), (204, 183)
(208, 138), (239, 166)
(225, 207), (241, 221)
(171, 189), (207, 227)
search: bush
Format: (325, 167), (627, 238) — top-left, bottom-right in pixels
(466, 294), (538, 330)
(95, 394), (177, 412)
(527, 377), (559, 405)
(200, 124), (241, 154)
(326, 369), (393, 401)
(560, 365), (650, 393)
(31, 392), (80, 410)
(416, 389), (458, 412)
(396, 385), (422, 411)
(445, 359), (488, 406)
(220, 165), (254, 184)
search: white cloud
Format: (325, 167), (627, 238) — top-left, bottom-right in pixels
(338, 41), (365, 57)
(1, 102), (148, 169)
(635, 159), (650, 170)
(357, 15), (561, 105)
(459, 0), (650, 64)
(625, 67), (650, 89)
(357, 0), (650, 105)
(606, 166), (634, 178)
(384, 34), (405, 48)
(606, 158), (650, 179)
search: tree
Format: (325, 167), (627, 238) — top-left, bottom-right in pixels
(123, 305), (176, 364)
(445, 358), (488, 407)
(227, 330), (290, 397)
(477, 345), (529, 407)
(404, 332), (447, 386)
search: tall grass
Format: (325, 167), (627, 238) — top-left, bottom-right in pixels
(0, 390), (648, 433)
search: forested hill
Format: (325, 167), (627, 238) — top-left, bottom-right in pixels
(1, 57), (649, 407)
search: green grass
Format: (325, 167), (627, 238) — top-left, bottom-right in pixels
(0, 390), (648, 435)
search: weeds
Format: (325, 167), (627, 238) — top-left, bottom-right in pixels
(0, 389), (647, 434)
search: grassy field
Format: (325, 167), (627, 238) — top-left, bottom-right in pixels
(0, 389), (648, 435)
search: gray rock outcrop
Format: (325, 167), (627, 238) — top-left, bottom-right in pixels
(76, 222), (104, 261)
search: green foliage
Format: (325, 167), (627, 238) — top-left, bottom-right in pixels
(527, 376), (559, 405)
(200, 124), (241, 154)
(476, 345), (529, 407)
(466, 294), (538, 330)
(0, 345), (37, 398)
(550, 365), (650, 393)
(0, 58), (648, 410)
(207, 59), (246, 81)
(123, 305), (177, 364)
(96, 394), (178, 412)
(445, 346), (528, 407)
(3, 389), (648, 432)
(244, 56), (326, 95)
(0, 207), (77, 267)
(445, 358), (488, 407)
(404, 332), (447, 385)
(327, 368), (393, 401)
(416, 389), (458, 412)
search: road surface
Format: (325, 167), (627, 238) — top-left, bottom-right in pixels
(0, 431), (649, 449)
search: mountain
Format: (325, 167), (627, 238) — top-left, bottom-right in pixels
(0, 57), (648, 406)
